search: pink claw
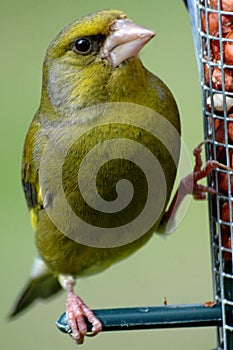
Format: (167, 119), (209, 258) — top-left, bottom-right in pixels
(66, 290), (102, 344)
(164, 141), (232, 224)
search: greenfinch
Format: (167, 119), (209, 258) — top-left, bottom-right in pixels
(10, 9), (180, 344)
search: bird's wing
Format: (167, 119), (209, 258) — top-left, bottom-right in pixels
(21, 118), (44, 229)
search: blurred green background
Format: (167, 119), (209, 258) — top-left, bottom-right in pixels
(0, 0), (216, 349)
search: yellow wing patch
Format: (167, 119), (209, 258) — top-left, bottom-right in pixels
(30, 208), (38, 231)
(29, 185), (43, 231)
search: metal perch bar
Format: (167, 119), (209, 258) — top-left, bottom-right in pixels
(56, 303), (226, 333)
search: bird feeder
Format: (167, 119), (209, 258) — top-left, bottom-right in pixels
(197, 0), (233, 348)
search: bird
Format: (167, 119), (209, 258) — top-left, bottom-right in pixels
(10, 9), (181, 344)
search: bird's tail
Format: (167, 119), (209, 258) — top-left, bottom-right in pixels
(9, 257), (62, 318)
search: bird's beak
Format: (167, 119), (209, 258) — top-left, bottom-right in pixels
(101, 19), (155, 67)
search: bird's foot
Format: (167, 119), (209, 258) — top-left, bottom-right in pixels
(179, 141), (230, 200)
(160, 141), (232, 232)
(66, 290), (102, 344)
(179, 140), (231, 199)
(190, 140), (230, 199)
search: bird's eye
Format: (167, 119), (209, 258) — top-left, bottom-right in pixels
(74, 38), (92, 54)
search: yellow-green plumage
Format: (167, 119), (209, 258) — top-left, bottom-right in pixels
(11, 9), (180, 318)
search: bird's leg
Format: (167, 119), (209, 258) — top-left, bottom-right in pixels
(159, 141), (231, 231)
(58, 275), (102, 344)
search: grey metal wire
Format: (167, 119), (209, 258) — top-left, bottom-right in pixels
(196, 0), (233, 348)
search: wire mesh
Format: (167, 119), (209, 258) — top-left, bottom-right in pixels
(196, 0), (233, 348)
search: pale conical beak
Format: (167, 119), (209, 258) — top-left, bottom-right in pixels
(101, 19), (155, 67)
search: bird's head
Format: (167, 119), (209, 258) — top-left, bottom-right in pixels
(41, 10), (155, 116)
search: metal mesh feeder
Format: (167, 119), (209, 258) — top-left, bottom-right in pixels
(196, 0), (233, 348)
